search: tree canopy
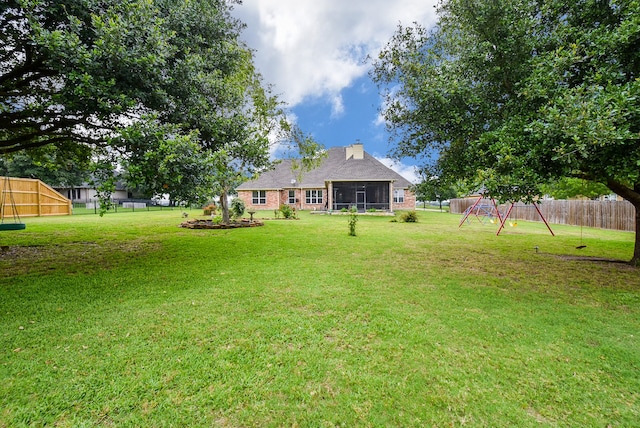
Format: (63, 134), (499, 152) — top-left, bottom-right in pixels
(0, 144), (91, 187)
(540, 178), (612, 200)
(1, 0), (244, 154)
(412, 174), (457, 210)
(2, 0), (322, 219)
(372, 0), (640, 263)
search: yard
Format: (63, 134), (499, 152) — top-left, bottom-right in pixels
(1, 210), (638, 426)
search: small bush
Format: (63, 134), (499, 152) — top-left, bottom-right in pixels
(203, 203), (217, 216)
(400, 210), (419, 223)
(230, 198), (245, 219)
(348, 207), (358, 236)
(367, 208), (378, 213)
(211, 215), (223, 225)
(279, 204), (296, 219)
(340, 207), (349, 213)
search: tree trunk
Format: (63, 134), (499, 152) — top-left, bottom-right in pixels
(220, 189), (230, 225)
(606, 179), (640, 265)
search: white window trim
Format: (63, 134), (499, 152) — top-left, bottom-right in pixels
(305, 189), (323, 204)
(394, 189), (405, 203)
(252, 190), (266, 205)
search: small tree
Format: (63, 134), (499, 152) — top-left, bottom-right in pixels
(412, 173), (457, 211)
(348, 207), (358, 236)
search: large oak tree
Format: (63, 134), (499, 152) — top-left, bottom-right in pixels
(2, 0), (320, 218)
(1, 0), (196, 153)
(372, 0), (640, 264)
(1, 0), (257, 151)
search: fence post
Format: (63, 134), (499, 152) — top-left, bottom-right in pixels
(36, 180), (42, 216)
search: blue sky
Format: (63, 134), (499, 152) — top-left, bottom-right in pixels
(232, 0), (439, 183)
(290, 76), (385, 155)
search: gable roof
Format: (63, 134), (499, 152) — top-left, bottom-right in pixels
(237, 146), (413, 190)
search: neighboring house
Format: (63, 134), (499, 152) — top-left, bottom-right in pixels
(54, 181), (130, 203)
(237, 142), (416, 212)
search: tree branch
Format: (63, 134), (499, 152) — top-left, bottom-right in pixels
(606, 179), (640, 206)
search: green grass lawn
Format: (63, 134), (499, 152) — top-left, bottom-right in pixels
(1, 210), (638, 427)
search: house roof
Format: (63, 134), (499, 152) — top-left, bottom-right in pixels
(52, 180), (128, 191)
(237, 146), (413, 190)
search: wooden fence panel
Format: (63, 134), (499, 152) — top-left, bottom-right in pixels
(451, 198), (635, 232)
(1, 176), (72, 218)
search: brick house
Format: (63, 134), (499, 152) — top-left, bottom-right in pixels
(237, 143), (416, 212)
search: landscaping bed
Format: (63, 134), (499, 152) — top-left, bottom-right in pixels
(180, 218), (264, 229)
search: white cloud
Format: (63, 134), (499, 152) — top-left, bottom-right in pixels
(330, 93), (345, 118)
(373, 110), (386, 127)
(375, 156), (420, 184)
(233, 0), (438, 107)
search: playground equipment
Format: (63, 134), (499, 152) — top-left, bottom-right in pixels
(458, 197), (504, 227)
(459, 195), (554, 236)
(0, 176), (26, 231)
(496, 201), (554, 236)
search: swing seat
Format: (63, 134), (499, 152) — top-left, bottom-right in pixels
(0, 223), (26, 231)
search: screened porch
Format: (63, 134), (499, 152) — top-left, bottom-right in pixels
(331, 181), (391, 212)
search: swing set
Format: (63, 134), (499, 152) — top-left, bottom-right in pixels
(0, 176), (26, 231)
(459, 195), (554, 236)
(458, 197), (503, 227)
(496, 201), (554, 236)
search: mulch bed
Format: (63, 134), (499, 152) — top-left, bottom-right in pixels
(180, 219), (264, 229)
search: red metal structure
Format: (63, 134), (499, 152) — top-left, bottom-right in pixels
(459, 195), (555, 236)
(458, 196), (503, 227)
(496, 202), (555, 236)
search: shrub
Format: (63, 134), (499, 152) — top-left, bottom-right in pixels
(367, 208), (378, 213)
(400, 210), (419, 223)
(203, 203), (217, 216)
(211, 215), (223, 225)
(340, 207), (348, 213)
(279, 204), (296, 219)
(230, 198), (245, 219)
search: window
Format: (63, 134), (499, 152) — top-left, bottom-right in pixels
(252, 190), (266, 205)
(305, 189), (323, 204)
(68, 189), (81, 200)
(393, 189), (405, 203)
(288, 190), (296, 204)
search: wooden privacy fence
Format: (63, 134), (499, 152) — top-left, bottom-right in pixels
(1, 176), (72, 218)
(451, 198), (636, 232)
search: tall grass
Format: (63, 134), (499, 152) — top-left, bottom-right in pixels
(1, 210), (638, 427)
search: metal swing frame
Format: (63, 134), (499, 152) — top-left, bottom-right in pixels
(458, 196), (504, 227)
(496, 202), (554, 236)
